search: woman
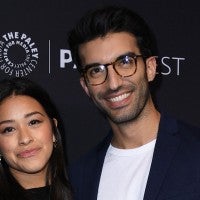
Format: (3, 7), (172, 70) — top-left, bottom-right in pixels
(0, 77), (72, 200)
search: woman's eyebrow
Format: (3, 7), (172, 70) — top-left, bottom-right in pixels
(0, 119), (14, 126)
(24, 111), (45, 118)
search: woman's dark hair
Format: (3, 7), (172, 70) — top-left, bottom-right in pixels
(68, 5), (157, 72)
(0, 77), (72, 200)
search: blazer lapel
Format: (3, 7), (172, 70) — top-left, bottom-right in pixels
(143, 115), (181, 200)
(82, 133), (112, 200)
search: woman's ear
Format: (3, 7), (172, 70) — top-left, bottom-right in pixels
(145, 56), (157, 82)
(53, 118), (58, 127)
(52, 118), (58, 143)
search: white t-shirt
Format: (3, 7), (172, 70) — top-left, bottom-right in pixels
(97, 139), (156, 200)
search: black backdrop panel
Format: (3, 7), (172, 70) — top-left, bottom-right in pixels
(0, 0), (199, 163)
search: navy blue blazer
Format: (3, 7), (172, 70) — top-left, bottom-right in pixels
(69, 114), (200, 200)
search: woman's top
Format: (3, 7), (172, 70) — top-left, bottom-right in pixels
(25, 186), (50, 200)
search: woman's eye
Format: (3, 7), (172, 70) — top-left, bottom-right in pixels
(29, 119), (41, 126)
(2, 127), (15, 134)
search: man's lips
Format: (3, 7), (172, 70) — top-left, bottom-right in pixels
(107, 92), (131, 103)
(17, 148), (41, 158)
(104, 92), (132, 109)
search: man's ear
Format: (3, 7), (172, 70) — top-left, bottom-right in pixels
(145, 56), (157, 82)
(80, 77), (90, 97)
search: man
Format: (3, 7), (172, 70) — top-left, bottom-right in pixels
(68, 6), (200, 200)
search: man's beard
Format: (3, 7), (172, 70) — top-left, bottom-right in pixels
(93, 81), (150, 124)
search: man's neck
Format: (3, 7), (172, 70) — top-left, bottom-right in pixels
(109, 105), (160, 149)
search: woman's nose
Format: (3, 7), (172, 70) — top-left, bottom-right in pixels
(18, 128), (33, 146)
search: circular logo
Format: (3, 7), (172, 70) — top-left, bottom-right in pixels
(0, 32), (39, 77)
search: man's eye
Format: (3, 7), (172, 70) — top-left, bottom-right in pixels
(88, 65), (105, 76)
(116, 56), (135, 68)
(120, 56), (134, 65)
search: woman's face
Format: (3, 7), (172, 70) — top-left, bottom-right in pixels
(0, 95), (56, 185)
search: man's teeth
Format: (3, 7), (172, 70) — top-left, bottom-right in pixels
(109, 93), (130, 102)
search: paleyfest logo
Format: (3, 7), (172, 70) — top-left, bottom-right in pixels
(0, 32), (39, 77)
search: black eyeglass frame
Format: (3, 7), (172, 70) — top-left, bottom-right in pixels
(81, 53), (144, 86)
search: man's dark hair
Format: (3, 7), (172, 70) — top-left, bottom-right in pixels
(68, 5), (157, 72)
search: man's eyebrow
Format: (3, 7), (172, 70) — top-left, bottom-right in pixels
(115, 52), (136, 61)
(84, 51), (136, 69)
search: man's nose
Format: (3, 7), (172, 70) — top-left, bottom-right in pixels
(106, 65), (123, 90)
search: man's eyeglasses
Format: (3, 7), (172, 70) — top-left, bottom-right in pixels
(81, 53), (143, 86)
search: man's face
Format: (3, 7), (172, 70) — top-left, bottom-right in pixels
(79, 32), (157, 124)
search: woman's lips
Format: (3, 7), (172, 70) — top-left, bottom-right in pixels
(17, 148), (41, 158)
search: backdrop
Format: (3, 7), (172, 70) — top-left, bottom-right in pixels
(0, 0), (199, 163)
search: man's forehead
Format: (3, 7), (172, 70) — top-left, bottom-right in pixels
(79, 32), (140, 65)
